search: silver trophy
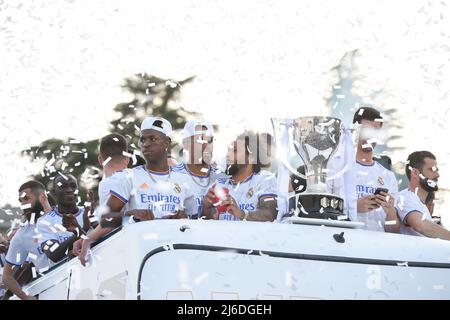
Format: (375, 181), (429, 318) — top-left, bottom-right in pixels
(272, 116), (345, 220)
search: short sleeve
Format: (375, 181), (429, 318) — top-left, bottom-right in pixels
(108, 170), (133, 205)
(5, 233), (25, 266)
(396, 192), (424, 224)
(256, 172), (278, 200)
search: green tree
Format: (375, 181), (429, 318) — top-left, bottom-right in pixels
(22, 73), (199, 205)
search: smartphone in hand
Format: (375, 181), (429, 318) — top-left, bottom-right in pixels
(374, 187), (389, 196)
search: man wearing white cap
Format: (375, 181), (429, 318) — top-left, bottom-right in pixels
(75, 116), (196, 266)
(172, 120), (228, 218)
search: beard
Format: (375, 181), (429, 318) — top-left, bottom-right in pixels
(226, 163), (244, 176)
(32, 201), (44, 215)
(419, 175), (439, 193)
(23, 200), (44, 222)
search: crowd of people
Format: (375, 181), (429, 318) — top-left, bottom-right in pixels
(0, 106), (447, 299)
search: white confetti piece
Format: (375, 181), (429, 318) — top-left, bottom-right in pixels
(49, 242), (60, 252)
(194, 272), (209, 285)
(122, 151), (132, 158)
(58, 172), (69, 180)
(32, 267), (37, 278)
(385, 220), (397, 225)
(28, 253), (37, 261)
(397, 261), (408, 267)
(20, 203), (31, 210)
(45, 157), (56, 168)
(200, 167), (209, 173)
(29, 212), (36, 224)
(74, 162), (81, 167)
(163, 244), (174, 251)
(358, 108), (365, 116)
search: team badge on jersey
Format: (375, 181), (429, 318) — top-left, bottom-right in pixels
(247, 188), (254, 198)
(174, 183), (181, 193)
(377, 176), (384, 185)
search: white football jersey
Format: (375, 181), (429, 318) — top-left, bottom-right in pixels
(214, 170), (278, 221)
(396, 188), (433, 237)
(108, 165), (196, 218)
(37, 207), (87, 248)
(171, 163), (228, 217)
(96, 169), (131, 223)
(328, 159), (398, 231)
(5, 222), (52, 271)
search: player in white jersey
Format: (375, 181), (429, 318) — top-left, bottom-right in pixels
(396, 151), (450, 239)
(72, 133), (131, 257)
(3, 181), (52, 300)
(37, 174), (90, 264)
(95, 133), (131, 220)
(327, 106), (400, 232)
(171, 120), (228, 218)
(77, 116), (195, 266)
(203, 131), (278, 222)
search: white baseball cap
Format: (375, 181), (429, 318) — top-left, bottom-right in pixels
(140, 116), (172, 137)
(183, 120), (214, 139)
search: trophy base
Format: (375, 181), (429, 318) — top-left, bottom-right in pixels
(296, 193), (347, 220)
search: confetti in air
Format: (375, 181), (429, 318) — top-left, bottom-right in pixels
(20, 203), (32, 210)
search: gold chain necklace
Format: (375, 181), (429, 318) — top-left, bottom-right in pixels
(185, 164), (211, 188)
(145, 166), (171, 183)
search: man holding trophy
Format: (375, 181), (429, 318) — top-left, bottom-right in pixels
(272, 106), (399, 233)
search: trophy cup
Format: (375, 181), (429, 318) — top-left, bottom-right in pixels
(272, 117), (345, 220)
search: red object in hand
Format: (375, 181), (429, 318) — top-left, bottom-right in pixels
(212, 185), (230, 213)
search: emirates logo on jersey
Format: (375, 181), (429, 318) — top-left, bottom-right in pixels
(139, 182), (150, 189)
(247, 188), (254, 198)
(377, 176), (384, 185)
(174, 183), (181, 193)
